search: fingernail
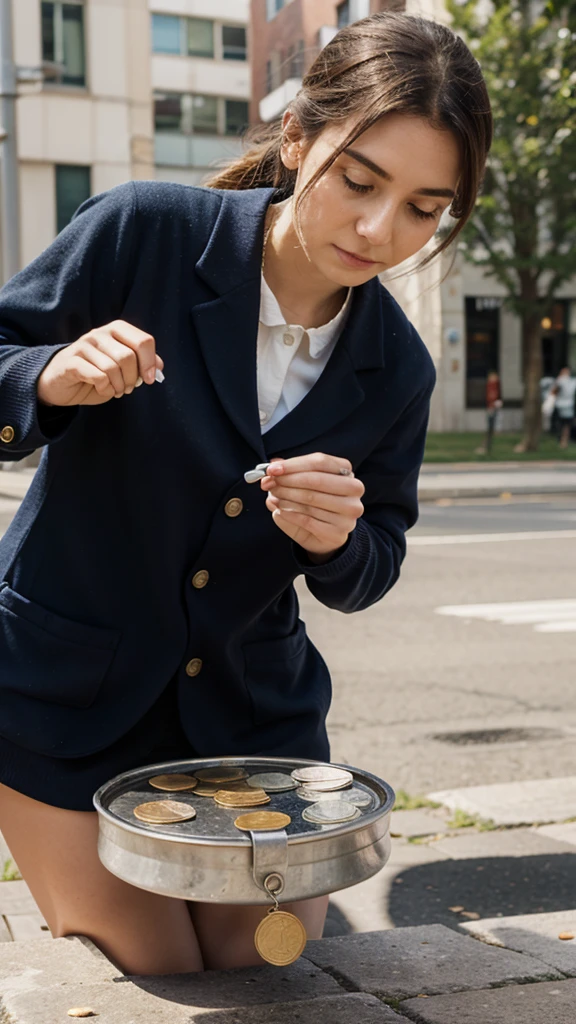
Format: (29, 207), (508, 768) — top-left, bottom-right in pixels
(135, 377), (143, 388)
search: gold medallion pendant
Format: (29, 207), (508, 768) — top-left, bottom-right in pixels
(254, 909), (307, 966)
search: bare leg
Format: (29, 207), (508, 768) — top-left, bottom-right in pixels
(0, 784), (204, 975)
(559, 423), (570, 448)
(190, 895), (329, 970)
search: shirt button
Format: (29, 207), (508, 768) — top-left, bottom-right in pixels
(1, 425), (15, 443)
(225, 498), (243, 517)
(259, 410), (267, 424)
(192, 570), (209, 589)
(283, 333), (295, 346)
(185, 658), (203, 677)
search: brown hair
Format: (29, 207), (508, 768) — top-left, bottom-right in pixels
(206, 12), (492, 274)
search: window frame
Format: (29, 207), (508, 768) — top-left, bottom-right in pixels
(151, 13), (247, 62)
(154, 91), (249, 139)
(55, 163), (92, 234)
(41, 0), (87, 89)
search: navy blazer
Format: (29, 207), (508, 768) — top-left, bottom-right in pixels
(0, 182), (434, 761)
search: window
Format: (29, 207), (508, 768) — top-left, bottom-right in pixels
(192, 95), (218, 134)
(187, 18), (214, 58)
(56, 165), (91, 233)
(154, 93), (248, 138)
(222, 25), (247, 61)
(465, 297), (500, 409)
(41, 1), (86, 86)
(266, 0), (289, 20)
(225, 99), (249, 136)
(151, 14), (182, 54)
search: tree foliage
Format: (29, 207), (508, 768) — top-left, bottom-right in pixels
(445, 0), (576, 447)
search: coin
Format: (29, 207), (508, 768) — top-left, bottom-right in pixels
(133, 800), (196, 824)
(297, 785), (373, 808)
(291, 766), (353, 785)
(214, 789), (271, 808)
(247, 773), (298, 792)
(195, 767), (248, 783)
(193, 783), (221, 797)
(254, 910), (307, 966)
(148, 774), (198, 792)
(302, 800), (361, 824)
(234, 811), (292, 831)
(298, 778), (352, 792)
(67, 1011), (98, 1019)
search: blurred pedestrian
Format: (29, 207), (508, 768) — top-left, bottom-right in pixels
(554, 367), (576, 449)
(485, 370), (503, 454)
(540, 375), (556, 433)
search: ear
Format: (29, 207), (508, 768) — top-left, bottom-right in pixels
(280, 110), (303, 170)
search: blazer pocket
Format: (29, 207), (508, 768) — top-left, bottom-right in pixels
(243, 621), (330, 727)
(0, 584), (121, 709)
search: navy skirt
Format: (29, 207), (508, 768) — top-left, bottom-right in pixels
(0, 680), (197, 812)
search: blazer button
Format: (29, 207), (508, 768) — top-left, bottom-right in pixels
(1, 425), (15, 443)
(185, 658), (203, 677)
(225, 498), (243, 518)
(192, 570), (209, 589)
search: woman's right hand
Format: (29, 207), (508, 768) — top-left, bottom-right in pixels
(37, 320), (164, 407)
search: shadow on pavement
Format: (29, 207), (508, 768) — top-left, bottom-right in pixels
(387, 854), (576, 929)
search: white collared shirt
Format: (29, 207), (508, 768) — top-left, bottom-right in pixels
(257, 274), (353, 433)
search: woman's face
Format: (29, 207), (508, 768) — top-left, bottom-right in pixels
(285, 112), (461, 286)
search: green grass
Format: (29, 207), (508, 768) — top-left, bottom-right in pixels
(393, 789), (441, 811)
(424, 431), (576, 463)
(1, 859), (21, 882)
(447, 809), (496, 831)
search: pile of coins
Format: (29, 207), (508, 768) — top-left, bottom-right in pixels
(132, 762), (369, 829)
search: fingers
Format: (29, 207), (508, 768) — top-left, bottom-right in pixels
(108, 320), (162, 385)
(266, 452), (353, 478)
(266, 493), (358, 532)
(265, 483), (364, 515)
(271, 505), (346, 548)
(67, 357), (117, 400)
(75, 320), (164, 399)
(262, 471), (364, 499)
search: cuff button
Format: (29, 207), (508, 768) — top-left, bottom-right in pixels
(1, 425), (15, 443)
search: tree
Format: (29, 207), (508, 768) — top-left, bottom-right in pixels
(446, 0), (576, 450)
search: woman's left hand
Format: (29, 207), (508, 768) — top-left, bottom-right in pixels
(261, 453), (365, 563)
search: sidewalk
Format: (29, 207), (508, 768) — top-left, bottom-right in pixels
(419, 462), (576, 500)
(1, 777), (575, 1022)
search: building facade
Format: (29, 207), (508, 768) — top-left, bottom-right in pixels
(150, 0), (251, 186)
(12, 0), (154, 271)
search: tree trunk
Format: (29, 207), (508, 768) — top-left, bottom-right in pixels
(521, 312), (543, 451)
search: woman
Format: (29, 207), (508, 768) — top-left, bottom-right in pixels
(0, 13), (492, 974)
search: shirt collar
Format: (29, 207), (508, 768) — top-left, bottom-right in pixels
(259, 273), (353, 359)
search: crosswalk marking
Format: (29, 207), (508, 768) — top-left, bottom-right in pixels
(437, 598), (576, 634)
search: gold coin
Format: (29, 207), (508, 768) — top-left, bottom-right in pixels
(214, 789), (271, 808)
(194, 766), (248, 783)
(133, 800), (196, 824)
(234, 811), (292, 831)
(254, 911), (307, 966)
(193, 783), (221, 797)
(148, 774), (198, 792)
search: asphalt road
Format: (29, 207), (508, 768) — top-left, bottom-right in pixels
(1, 490), (575, 797)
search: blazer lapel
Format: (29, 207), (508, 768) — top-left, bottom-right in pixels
(191, 187), (276, 460)
(262, 277), (385, 454)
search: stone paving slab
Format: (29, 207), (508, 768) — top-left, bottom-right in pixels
(537, 822), (576, 846)
(0, 937), (119, 993)
(431, 826), (576, 859)
(461, 909), (576, 976)
(429, 777), (576, 826)
(390, 809), (450, 838)
(0, 880), (37, 916)
(304, 924), (561, 1000)
(0, 985), (403, 1024)
(129, 958), (341, 1008)
(418, 468), (576, 499)
(401, 978), (576, 1023)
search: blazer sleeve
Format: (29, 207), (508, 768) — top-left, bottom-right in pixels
(0, 182), (137, 460)
(294, 368), (435, 613)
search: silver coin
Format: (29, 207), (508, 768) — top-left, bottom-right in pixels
(291, 766), (353, 785)
(302, 800), (361, 824)
(247, 773), (298, 792)
(299, 778), (352, 793)
(297, 785), (372, 806)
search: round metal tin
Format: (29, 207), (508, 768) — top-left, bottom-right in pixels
(94, 757), (394, 905)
